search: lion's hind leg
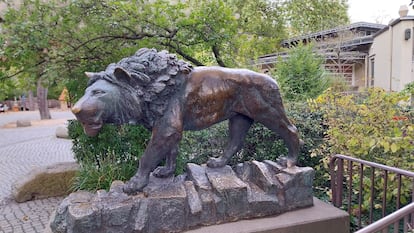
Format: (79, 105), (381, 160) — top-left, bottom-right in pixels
(207, 114), (253, 168)
(153, 145), (178, 178)
(257, 110), (299, 167)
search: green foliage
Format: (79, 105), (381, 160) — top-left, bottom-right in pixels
(287, 102), (327, 168)
(0, 77), (16, 101)
(275, 43), (329, 101)
(0, 0), (68, 116)
(68, 120), (150, 191)
(310, 88), (414, 220)
(1, 0), (59, 83)
(284, 0), (349, 36)
(178, 122), (228, 173)
(326, 74), (352, 93)
(0, 0), (349, 100)
(47, 83), (66, 100)
(402, 81), (414, 95)
(315, 88), (414, 169)
(73, 151), (139, 192)
(234, 102), (326, 169)
(0, 0), (288, 99)
(224, 0), (286, 65)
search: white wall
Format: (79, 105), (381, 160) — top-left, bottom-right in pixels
(371, 19), (414, 91)
(370, 29), (391, 90)
(392, 20), (414, 91)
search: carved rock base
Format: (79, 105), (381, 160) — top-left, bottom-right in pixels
(50, 161), (314, 233)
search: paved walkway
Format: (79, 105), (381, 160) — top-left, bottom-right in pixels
(0, 110), (76, 233)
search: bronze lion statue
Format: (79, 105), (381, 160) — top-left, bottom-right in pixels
(72, 48), (300, 194)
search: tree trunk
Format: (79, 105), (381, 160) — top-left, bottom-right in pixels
(37, 79), (51, 120)
(27, 90), (35, 111)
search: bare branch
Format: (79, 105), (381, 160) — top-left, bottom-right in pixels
(161, 43), (204, 66)
(0, 60), (46, 81)
(73, 33), (156, 51)
(212, 44), (226, 67)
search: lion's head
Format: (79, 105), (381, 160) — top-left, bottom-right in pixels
(72, 48), (193, 136)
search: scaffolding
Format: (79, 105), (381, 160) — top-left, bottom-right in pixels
(255, 22), (386, 87)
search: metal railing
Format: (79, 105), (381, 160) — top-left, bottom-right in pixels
(330, 154), (414, 232)
(355, 202), (414, 233)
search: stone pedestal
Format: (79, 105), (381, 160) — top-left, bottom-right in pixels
(50, 161), (315, 233)
(185, 198), (349, 233)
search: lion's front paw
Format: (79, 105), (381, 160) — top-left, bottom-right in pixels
(123, 175), (149, 195)
(153, 166), (174, 178)
(206, 157), (227, 168)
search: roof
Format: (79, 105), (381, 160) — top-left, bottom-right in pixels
(282, 22), (386, 47)
(373, 16), (414, 37)
(255, 22), (386, 66)
(255, 51), (368, 66)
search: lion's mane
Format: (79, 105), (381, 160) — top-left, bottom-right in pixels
(87, 48), (193, 129)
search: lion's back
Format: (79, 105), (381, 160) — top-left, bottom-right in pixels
(189, 66), (278, 87)
(181, 67), (281, 130)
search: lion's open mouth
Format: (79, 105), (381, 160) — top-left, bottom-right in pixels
(82, 121), (103, 137)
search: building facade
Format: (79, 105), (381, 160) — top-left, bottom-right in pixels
(257, 6), (414, 92)
(369, 12), (414, 91)
(256, 22), (386, 90)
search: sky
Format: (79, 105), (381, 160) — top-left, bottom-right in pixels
(348, 0), (413, 24)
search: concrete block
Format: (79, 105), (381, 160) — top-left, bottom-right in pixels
(12, 162), (79, 202)
(16, 119), (31, 127)
(55, 125), (69, 139)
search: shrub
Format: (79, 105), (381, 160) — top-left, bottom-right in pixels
(275, 43), (329, 101)
(68, 120), (150, 191)
(311, 88), (414, 215)
(178, 122), (228, 172)
(314, 88), (414, 169)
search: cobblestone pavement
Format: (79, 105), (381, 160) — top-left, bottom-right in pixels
(0, 198), (63, 233)
(0, 110), (76, 233)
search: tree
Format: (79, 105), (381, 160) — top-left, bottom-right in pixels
(51, 0), (286, 68)
(227, 0), (286, 65)
(1, 0), (348, 106)
(2, 0), (287, 101)
(284, 0), (349, 36)
(275, 43), (329, 101)
(0, 0), (62, 119)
